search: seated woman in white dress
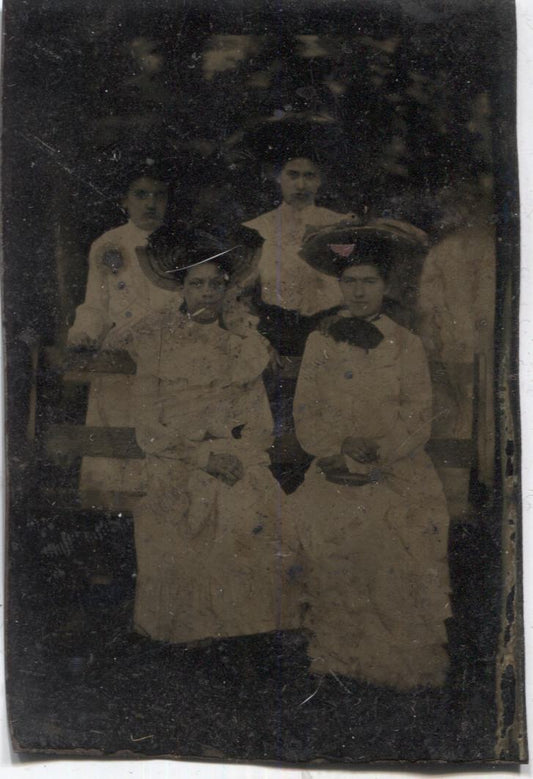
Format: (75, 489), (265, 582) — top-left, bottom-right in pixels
(288, 223), (452, 691)
(127, 227), (295, 644)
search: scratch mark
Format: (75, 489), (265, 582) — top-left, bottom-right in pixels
(19, 132), (108, 198)
(298, 679), (323, 706)
(395, 408), (449, 453)
(164, 246), (240, 273)
(329, 669), (352, 693)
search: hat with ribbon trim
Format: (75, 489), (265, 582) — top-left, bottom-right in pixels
(300, 218), (429, 278)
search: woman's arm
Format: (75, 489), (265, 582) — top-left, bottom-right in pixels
(229, 375), (274, 461)
(67, 239), (112, 347)
(377, 332), (433, 465)
(133, 374), (178, 453)
(228, 329), (271, 384)
(130, 322), (198, 460)
(293, 332), (345, 458)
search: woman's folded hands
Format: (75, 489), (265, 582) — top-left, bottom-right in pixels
(341, 436), (379, 464)
(316, 438), (380, 485)
(205, 452), (244, 486)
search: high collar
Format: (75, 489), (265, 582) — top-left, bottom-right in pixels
(324, 311), (397, 351)
(165, 304), (225, 331)
(123, 219), (154, 246)
(279, 201), (318, 219)
(337, 308), (382, 324)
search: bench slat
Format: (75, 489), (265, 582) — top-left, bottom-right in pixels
(45, 347), (136, 376)
(427, 439), (473, 469)
(45, 425), (144, 459)
(44, 423), (473, 469)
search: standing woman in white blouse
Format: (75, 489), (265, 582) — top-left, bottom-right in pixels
(67, 158), (179, 495)
(288, 223), (452, 692)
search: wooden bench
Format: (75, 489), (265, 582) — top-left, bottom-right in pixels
(38, 345), (484, 519)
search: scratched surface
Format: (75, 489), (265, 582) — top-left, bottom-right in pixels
(2, 0), (526, 764)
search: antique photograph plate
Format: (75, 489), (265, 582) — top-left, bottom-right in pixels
(1, 0), (527, 766)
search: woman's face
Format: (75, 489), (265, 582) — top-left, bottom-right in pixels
(122, 176), (168, 233)
(182, 263), (227, 323)
(339, 263), (387, 318)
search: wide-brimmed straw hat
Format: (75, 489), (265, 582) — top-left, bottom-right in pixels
(137, 223), (264, 290)
(299, 219), (429, 277)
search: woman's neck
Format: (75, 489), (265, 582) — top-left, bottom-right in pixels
(339, 307), (382, 322)
(179, 303), (221, 326)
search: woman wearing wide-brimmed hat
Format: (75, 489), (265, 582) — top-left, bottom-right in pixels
(126, 225), (298, 644)
(287, 221), (451, 691)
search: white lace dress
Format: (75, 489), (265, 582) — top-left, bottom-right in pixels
(128, 308), (294, 643)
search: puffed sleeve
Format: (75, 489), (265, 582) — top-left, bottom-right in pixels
(67, 238), (111, 346)
(293, 332), (345, 458)
(229, 329), (271, 385)
(417, 249), (448, 359)
(377, 332), (433, 465)
(230, 376), (274, 460)
(214, 330), (273, 459)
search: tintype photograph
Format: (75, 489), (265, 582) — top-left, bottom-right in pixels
(2, 0), (525, 766)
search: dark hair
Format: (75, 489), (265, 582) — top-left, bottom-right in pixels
(117, 165), (174, 200)
(271, 152), (322, 178)
(337, 254), (392, 282)
(175, 259), (230, 286)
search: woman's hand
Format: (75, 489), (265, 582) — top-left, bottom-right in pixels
(341, 437), (379, 463)
(267, 345), (284, 369)
(205, 453), (244, 487)
(103, 327), (133, 351)
(316, 454), (348, 476)
(67, 333), (99, 350)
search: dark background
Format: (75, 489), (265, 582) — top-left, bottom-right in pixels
(2, 0), (522, 763)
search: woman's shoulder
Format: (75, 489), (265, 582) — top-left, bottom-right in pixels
(88, 224), (133, 272)
(302, 329), (332, 360)
(242, 209), (278, 237)
(314, 206), (357, 224)
(90, 222), (129, 249)
(135, 306), (187, 337)
(224, 322), (268, 353)
(377, 315), (425, 353)
(307, 327), (331, 346)
(378, 314), (416, 337)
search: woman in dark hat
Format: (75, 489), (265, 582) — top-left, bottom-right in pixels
(125, 226), (297, 644)
(287, 222), (451, 691)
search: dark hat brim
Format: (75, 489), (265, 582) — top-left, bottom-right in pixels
(299, 220), (429, 277)
(240, 117), (346, 167)
(144, 224), (264, 286)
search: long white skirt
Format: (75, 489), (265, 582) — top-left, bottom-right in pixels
(133, 453), (302, 644)
(286, 450), (451, 690)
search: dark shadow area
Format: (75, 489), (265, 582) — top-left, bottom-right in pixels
(5, 482), (502, 760)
